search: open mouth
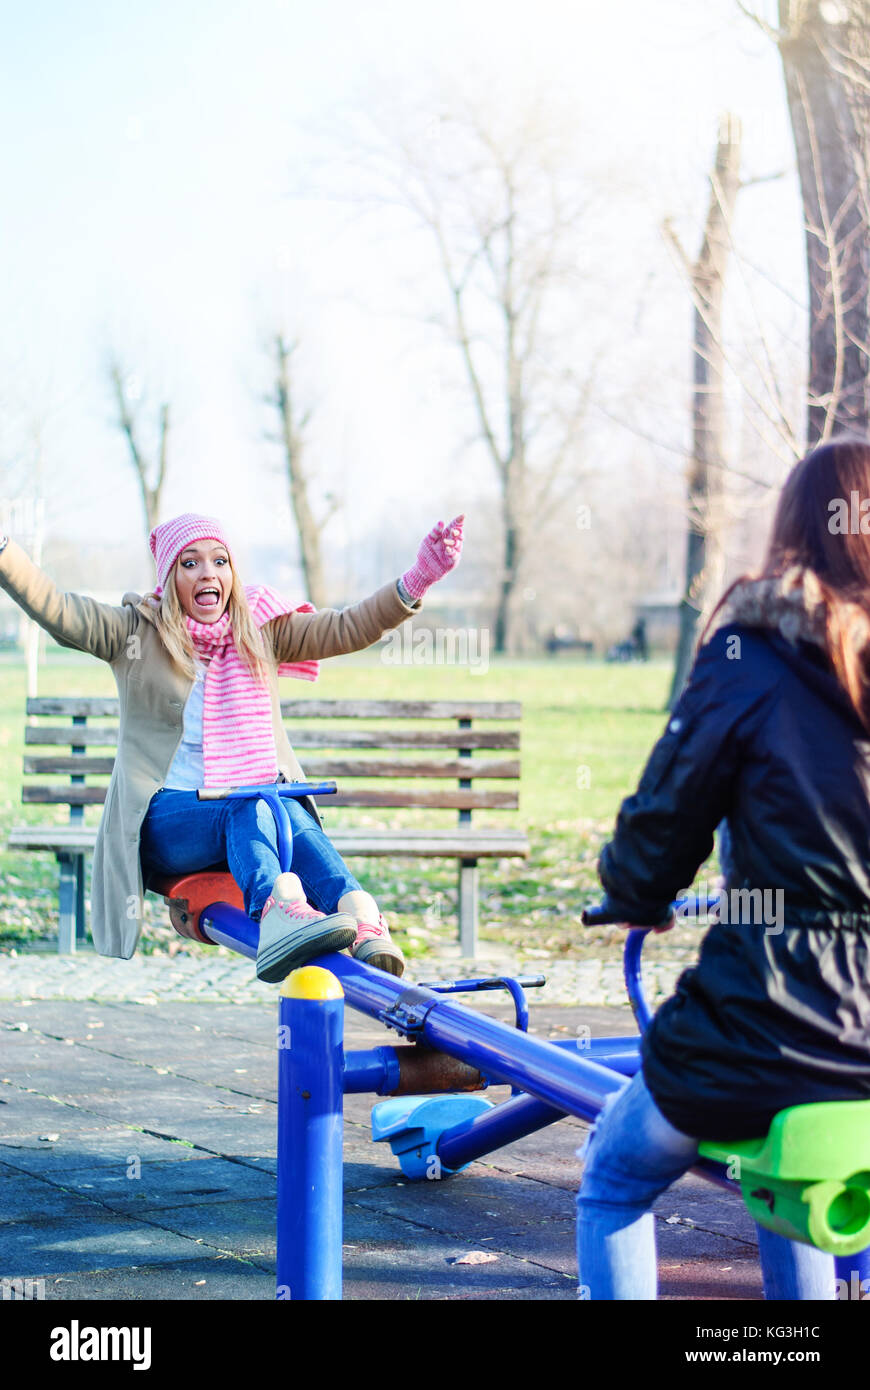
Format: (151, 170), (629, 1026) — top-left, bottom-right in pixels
(194, 587), (222, 610)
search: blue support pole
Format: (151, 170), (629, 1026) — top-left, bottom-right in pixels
(276, 966), (345, 1301)
(200, 902), (259, 958)
(343, 1048), (402, 1095)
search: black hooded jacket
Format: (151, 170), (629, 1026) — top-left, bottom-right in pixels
(598, 575), (870, 1139)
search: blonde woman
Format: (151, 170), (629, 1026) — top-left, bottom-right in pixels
(0, 510), (463, 982)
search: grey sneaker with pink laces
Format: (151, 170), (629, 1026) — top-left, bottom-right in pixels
(256, 873), (356, 983)
(351, 915), (405, 977)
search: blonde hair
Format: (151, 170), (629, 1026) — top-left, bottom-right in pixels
(144, 564), (270, 685)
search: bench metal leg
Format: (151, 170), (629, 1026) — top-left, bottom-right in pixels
(75, 854), (87, 942)
(458, 858), (479, 958)
(57, 854), (77, 955)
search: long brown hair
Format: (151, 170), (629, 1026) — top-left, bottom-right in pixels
(143, 565), (270, 686)
(705, 436), (870, 730)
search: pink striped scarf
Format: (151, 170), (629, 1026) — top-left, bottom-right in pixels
(184, 584), (318, 788)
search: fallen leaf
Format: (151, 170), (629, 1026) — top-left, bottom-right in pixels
(450, 1250), (499, 1266)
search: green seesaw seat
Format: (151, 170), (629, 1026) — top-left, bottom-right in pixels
(699, 1099), (870, 1256)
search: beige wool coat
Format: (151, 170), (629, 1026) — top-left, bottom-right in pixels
(0, 538), (420, 958)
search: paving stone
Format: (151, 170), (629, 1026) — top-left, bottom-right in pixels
(0, 1090), (116, 1136)
(350, 1165), (578, 1272)
(0, 1212), (214, 1275)
(141, 1197), (277, 1260)
(0, 1127), (208, 1176)
(651, 1169), (760, 1247)
(56, 1154), (276, 1213)
(341, 1205), (576, 1300)
(143, 1115), (277, 1158)
(37, 1257), (275, 1301)
(659, 1254), (764, 1301)
(0, 1171), (108, 1225)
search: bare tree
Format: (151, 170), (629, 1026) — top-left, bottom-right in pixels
(264, 334), (338, 609)
(320, 95), (597, 653)
(108, 356), (170, 558)
(740, 0), (870, 441)
(783, 1), (870, 440)
(664, 115), (743, 704)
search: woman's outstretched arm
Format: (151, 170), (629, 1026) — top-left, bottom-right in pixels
(267, 516), (464, 665)
(0, 535), (136, 664)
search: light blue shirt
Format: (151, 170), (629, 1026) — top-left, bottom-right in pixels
(163, 657), (207, 790)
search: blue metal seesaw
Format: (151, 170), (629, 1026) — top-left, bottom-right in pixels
(152, 786), (870, 1301)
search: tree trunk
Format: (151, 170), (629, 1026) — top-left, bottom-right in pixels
(272, 336), (331, 609)
(778, 0), (870, 443)
(493, 497), (520, 654)
(108, 360), (170, 567)
(668, 115), (742, 707)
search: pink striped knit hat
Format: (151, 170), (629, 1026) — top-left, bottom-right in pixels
(149, 513), (232, 593)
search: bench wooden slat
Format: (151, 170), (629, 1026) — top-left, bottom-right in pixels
(27, 697), (522, 720)
(8, 826), (98, 850)
(290, 730), (519, 749)
(330, 829), (529, 857)
(295, 757), (520, 779)
(21, 755), (521, 780)
(27, 698), (119, 717)
(280, 700), (522, 719)
(22, 787), (520, 809)
(319, 790), (519, 809)
(23, 788), (108, 804)
(8, 825), (529, 859)
(24, 756), (116, 775)
(25, 727), (120, 746)
(23, 726), (518, 751)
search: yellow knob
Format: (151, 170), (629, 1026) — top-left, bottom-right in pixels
(280, 965), (344, 1000)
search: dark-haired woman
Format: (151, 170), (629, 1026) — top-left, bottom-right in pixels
(577, 437), (870, 1300)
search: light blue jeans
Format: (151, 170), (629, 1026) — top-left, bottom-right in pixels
(576, 1070), (836, 1300)
(140, 789), (362, 920)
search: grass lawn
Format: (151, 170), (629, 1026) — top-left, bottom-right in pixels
(0, 646), (715, 962)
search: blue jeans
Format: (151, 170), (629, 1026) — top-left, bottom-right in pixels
(139, 790), (362, 920)
(576, 1071), (836, 1300)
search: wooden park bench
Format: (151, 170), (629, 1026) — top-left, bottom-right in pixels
(8, 697), (529, 957)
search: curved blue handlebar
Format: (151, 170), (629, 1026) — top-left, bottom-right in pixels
(584, 895), (721, 1034)
(623, 928), (654, 1033)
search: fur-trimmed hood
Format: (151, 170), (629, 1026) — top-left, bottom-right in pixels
(708, 567), (829, 650)
(709, 567), (870, 674)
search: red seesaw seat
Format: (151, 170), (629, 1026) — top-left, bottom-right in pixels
(149, 870), (245, 943)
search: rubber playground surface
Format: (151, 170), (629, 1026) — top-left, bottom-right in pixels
(0, 978), (765, 1301)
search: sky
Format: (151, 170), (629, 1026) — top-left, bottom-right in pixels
(0, 0), (802, 592)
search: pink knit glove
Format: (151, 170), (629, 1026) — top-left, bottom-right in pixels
(401, 516), (464, 600)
